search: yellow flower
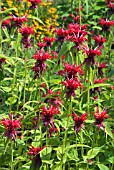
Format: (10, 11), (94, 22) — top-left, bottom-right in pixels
(48, 7), (57, 14)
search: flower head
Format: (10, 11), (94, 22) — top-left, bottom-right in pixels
(99, 19), (114, 31)
(72, 112), (87, 133)
(94, 107), (110, 129)
(19, 27), (34, 37)
(40, 105), (60, 128)
(93, 35), (106, 47)
(61, 78), (83, 98)
(32, 50), (52, 78)
(28, 145), (45, 169)
(83, 47), (102, 65)
(0, 114), (22, 141)
(12, 15), (27, 27)
(43, 36), (56, 47)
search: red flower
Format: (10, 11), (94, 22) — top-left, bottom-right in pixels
(40, 105), (60, 128)
(99, 18), (114, 31)
(93, 35), (106, 47)
(2, 19), (11, 27)
(64, 62), (84, 79)
(83, 46), (102, 65)
(19, 27), (34, 37)
(28, 0), (42, 8)
(94, 78), (107, 84)
(48, 127), (58, 138)
(43, 36), (56, 47)
(55, 28), (69, 42)
(72, 112), (87, 133)
(61, 78), (83, 98)
(37, 42), (46, 49)
(12, 15), (27, 27)
(0, 114), (22, 141)
(28, 145), (45, 157)
(19, 27), (34, 48)
(32, 50), (52, 78)
(98, 63), (106, 76)
(28, 145), (45, 169)
(94, 107), (110, 129)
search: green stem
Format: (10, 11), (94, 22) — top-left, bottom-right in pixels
(11, 141), (13, 170)
(78, 0), (82, 28)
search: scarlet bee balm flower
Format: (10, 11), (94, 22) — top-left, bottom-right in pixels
(94, 107), (110, 129)
(72, 112), (87, 134)
(0, 114), (22, 141)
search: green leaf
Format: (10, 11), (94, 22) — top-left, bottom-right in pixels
(104, 122), (114, 139)
(6, 96), (17, 105)
(58, 41), (74, 60)
(97, 164), (109, 170)
(86, 147), (101, 159)
(28, 15), (44, 25)
(0, 8), (17, 14)
(108, 156), (114, 164)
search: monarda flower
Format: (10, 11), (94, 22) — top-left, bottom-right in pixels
(83, 46), (102, 65)
(61, 78), (83, 98)
(37, 41), (46, 49)
(99, 18), (114, 31)
(28, 145), (45, 169)
(64, 62), (84, 79)
(43, 36), (56, 47)
(72, 112), (87, 134)
(2, 19), (11, 28)
(28, 0), (42, 9)
(55, 28), (69, 42)
(48, 127), (58, 138)
(12, 15), (28, 27)
(32, 50), (52, 78)
(40, 105), (60, 128)
(93, 107), (110, 129)
(67, 29), (88, 49)
(19, 27), (34, 48)
(0, 114), (22, 141)
(19, 27), (34, 38)
(93, 35), (106, 48)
